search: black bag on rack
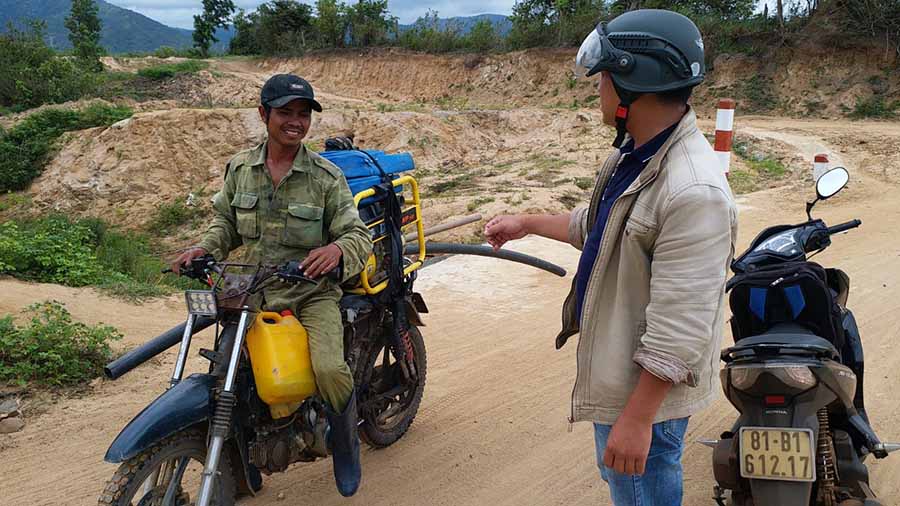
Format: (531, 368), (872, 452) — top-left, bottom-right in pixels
(727, 261), (845, 349)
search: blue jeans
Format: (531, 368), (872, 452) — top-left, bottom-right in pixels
(593, 417), (690, 506)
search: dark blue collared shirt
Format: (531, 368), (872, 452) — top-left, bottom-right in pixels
(575, 124), (678, 320)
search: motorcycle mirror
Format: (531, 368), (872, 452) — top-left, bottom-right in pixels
(816, 167), (850, 200)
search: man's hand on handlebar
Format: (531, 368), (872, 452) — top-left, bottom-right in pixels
(301, 243), (343, 280)
(170, 247), (208, 275)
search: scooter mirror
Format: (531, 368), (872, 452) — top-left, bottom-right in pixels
(816, 167), (849, 200)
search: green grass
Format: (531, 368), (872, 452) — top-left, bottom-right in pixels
(137, 60), (209, 80)
(0, 301), (122, 387)
(725, 169), (755, 194)
(742, 75), (778, 112)
(729, 139), (790, 194)
(434, 95), (469, 110)
(573, 177), (594, 190)
(746, 158), (787, 178)
(556, 191), (582, 210)
(467, 196), (495, 212)
(429, 174), (477, 195)
(523, 155), (576, 186)
(849, 96), (899, 119)
(0, 104), (133, 192)
(0, 192), (31, 213)
(146, 197), (207, 235)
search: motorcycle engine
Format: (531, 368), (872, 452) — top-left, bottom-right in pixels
(249, 402), (330, 474)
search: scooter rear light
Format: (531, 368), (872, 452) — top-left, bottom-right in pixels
(728, 364), (817, 393)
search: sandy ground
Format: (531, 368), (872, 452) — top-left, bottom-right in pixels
(2, 118), (900, 506)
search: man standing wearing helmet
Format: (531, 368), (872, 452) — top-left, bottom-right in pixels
(171, 74), (372, 497)
(485, 10), (737, 505)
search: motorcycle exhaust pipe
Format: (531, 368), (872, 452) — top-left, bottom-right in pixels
(104, 316), (216, 380)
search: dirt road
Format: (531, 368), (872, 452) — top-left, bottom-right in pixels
(1, 118), (899, 506)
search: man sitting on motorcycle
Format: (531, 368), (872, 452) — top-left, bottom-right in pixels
(171, 74), (373, 497)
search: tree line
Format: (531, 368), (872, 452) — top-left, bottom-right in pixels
(224, 0), (900, 58)
(2, 0), (897, 111)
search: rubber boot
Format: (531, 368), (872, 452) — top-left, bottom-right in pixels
(326, 391), (361, 497)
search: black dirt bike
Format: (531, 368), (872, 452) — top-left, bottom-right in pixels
(703, 167), (899, 506)
(98, 172), (432, 506)
(98, 256), (428, 506)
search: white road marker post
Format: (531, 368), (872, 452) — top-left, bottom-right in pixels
(714, 98), (736, 176)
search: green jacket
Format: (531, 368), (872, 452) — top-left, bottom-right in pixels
(198, 142), (372, 307)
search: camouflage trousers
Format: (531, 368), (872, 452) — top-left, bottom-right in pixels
(292, 293), (353, 412)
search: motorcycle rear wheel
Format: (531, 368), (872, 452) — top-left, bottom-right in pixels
(98, 429), (236, 506)
(356, 326), (427, 448)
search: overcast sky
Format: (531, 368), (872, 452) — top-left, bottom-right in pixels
(106, 0), (518, 29)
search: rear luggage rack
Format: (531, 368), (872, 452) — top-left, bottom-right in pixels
(722, 342), (839, 363)
(350, 175), (425, 295)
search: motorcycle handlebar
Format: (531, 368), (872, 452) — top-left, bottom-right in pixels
(827, 219), (862, 235)
(163, 257), (338, 285)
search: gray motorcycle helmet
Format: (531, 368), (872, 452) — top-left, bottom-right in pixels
(575, 9), (706, 146)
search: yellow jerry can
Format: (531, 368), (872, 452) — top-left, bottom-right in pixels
(245, 310), (317, 419)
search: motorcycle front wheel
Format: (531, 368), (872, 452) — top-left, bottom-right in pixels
(98, 428), (236, 506)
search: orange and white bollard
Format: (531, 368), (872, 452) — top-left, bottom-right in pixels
(714, 98), (736, 176)
(813, 154), (829, 181)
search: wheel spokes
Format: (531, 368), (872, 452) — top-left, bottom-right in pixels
(161, 457), (190, 506)
(362, 341), (419, 430)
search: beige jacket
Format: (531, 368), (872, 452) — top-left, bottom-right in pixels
(559, 110), (738, 425)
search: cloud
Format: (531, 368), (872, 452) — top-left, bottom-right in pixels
(106, 0), (516, 29)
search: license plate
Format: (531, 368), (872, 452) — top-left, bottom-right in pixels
(739, 427), (816, 482)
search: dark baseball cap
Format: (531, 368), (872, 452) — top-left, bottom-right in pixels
(260, 74), (323, 112)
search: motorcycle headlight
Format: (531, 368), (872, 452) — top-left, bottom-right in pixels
(185, 290), (217, 316)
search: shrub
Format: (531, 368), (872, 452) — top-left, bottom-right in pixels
(573, 177), (594, 190)
(0, 301), (122, 386)
(0, 103), (133, 192)
(153, 46), (179, 58)
(0, 217), (102, 286)
(0, 21), (98, 110)
(399, 11), (465, 53)
(136, 60), (209, 80)
(147, 197), (206, 234)
(850, 96), (899, 119)
(0, 215), (199, 301)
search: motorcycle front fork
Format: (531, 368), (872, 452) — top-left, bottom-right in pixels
(196, 308), (251, 506)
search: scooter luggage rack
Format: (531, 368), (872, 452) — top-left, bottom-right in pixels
(350, 175), (425, 295)
(721, 342), (839, 363)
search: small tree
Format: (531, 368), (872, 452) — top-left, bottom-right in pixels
(229, 9), (260, 55)
(256, 0), (317, 55)
(64, 0), (104, 72)
(316, 0), (349, 48)
(346, 0), (396, 47)
(0, 21), (96, 109)
(193, 0), (236, 58)
(465, 19), (499, 52)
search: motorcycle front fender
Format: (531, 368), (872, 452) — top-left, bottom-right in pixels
(104, 373), (216, 463)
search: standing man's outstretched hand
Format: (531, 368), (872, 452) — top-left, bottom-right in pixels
(484, 215), (529, 251)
